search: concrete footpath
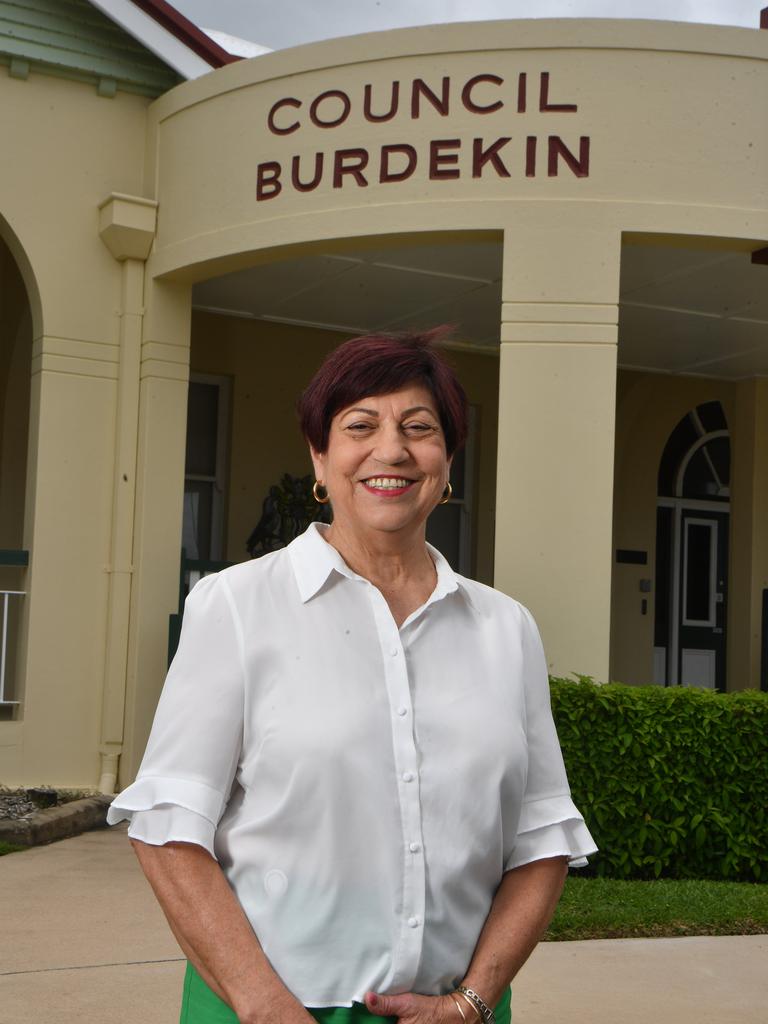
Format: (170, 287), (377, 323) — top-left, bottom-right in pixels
(1, 825), (765, 1024)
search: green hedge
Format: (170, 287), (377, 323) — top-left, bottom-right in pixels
(550, 679), (768, 881)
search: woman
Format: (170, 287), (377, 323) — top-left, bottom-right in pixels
(108, 329), (597, 1024)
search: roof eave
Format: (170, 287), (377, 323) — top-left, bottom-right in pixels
(89, 0), (240, 79)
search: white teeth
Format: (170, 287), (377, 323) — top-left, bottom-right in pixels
(365, 477), (412, 489)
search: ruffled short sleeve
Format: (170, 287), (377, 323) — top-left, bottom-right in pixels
(107, 572), (245, 856)
(505, 605), (598, 871)
(127, 806), (216, 856)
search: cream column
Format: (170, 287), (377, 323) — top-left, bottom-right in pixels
(96, 194), (158, 793)
(495, 217), (620, 682)
(120, 275), (192, 786)
(728, 378), (768, 692)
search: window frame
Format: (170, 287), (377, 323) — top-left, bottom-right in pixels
(183, 372), (231, 561)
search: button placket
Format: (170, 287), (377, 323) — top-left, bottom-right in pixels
(365, 585), (426, 992)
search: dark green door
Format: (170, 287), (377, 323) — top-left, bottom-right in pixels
(677, 509), (728, 691)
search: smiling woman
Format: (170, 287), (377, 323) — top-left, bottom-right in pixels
(108, 328), (596, 1024)
(299, 329), (464, 579)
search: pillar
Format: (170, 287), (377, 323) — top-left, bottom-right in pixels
(96, 193), (158, 792)
(15, 241), (127, 785)
(729, 378), (768, 691)
(120, 274), (192, 785)
(495, 215), (620, 681)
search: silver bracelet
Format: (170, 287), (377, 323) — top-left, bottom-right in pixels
(455, 986), (496, 1024)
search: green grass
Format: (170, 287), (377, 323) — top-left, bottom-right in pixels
(545, 876), (768, 940)
(0, 840), (25, 856)
(1, 839), (765, 936)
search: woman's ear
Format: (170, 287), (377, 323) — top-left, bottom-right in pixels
(309, 445), (325, 483)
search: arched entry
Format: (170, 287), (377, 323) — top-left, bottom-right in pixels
(0, 231), (33, 715)
(655, 401), (730, 689)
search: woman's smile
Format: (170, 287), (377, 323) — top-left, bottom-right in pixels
(360, 475), (418, 497)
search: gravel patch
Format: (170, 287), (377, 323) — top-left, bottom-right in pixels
(0, 787), (98, 821)
(0, 787), (112, 845)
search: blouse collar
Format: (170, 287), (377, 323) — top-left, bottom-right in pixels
(287, 521), (473, 611)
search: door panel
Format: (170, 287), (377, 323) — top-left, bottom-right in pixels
(681, 648), (716, 689)
(677, 509), (728, 690)
(682, 519), (717, 627)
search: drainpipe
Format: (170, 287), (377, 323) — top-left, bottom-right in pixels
(97, 194), (157, 795)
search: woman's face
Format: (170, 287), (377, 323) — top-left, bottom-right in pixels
(310, 384), (452, 539)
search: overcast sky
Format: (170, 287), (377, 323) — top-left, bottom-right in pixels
(171, 0), (765, 50)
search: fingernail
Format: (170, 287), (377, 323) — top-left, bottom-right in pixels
(369, 994), (379, 1007)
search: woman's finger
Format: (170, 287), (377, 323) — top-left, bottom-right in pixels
(364, 991), (414, 1017)
(364, 991), (458, 1022)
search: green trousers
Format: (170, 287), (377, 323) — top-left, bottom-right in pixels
(180, 962), (512, 1024)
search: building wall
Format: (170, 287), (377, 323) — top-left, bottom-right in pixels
(140, 18), (768, 692)
(127, 20), (768, 779)
(2, 18), (768, 788)
(189, 312), (499, 583)
(0, 69), (151, 784)
(190, 314), (347, 563)
(146, 21), (768, 283)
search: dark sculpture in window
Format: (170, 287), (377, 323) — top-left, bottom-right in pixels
(247, 473), (332, 557)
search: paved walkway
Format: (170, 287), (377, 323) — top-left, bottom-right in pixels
(1, 825), (766, 1023)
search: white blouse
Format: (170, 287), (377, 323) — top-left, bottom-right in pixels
(108, 522), (596, 1007)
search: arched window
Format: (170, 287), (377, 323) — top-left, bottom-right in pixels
(657, 401), (729, 500)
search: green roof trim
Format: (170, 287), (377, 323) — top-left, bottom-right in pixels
(0, 0), (181, 96)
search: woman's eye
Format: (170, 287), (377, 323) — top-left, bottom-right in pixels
(404, 422), (435, 434)
(347, 422), (373, 432)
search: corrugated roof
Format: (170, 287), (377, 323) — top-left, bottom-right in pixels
(0, 0), (182, 95)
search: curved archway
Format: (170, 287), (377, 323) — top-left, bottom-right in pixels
(0, 212), (42, 340)
(0, 227), (35, 715)
(655, 401), (730, 690)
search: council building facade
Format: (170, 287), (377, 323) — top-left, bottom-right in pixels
(1, 0), (767, 791)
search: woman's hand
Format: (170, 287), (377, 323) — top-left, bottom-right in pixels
(364, 991), (465, 1023)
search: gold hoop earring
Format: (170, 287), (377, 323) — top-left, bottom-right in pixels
(313, 480), (330, 504)
(439, 482), (452, 504)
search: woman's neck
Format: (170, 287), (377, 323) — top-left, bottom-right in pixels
(322, 520), (435, 590)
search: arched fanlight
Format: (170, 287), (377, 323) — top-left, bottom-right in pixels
(658, 401), (729, 500)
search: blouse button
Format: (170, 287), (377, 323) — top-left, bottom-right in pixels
(407, 916), (420, 928)
(397, 706), (408, 717)
(401, 771), (415, 783)
(409, 842), (421, 853)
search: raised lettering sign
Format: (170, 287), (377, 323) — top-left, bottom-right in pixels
(258, 71), (590, 201)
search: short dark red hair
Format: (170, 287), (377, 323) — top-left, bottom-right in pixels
(298, 328), (468, 457)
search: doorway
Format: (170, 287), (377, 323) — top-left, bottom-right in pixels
(654, 402), (730, 690)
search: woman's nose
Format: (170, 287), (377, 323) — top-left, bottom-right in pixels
(372, 424), (409, 465)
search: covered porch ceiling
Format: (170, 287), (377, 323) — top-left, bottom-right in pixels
(191, 238), (768, 379)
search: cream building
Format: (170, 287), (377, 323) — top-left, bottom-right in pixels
(1, 0), (767, 792)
